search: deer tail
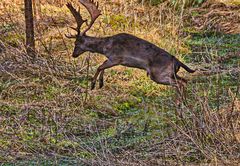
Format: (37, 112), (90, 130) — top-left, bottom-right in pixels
(177, 60), (195, 73)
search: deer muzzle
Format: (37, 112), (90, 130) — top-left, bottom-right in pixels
(72, 48), (85, 58)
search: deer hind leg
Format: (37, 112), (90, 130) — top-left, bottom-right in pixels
(172, 74), (188, 104)
(149, 72), (174, 86)
(148, 63), (178, 85)
(91, 60), (117, 90)
(149, 70), (185, 96)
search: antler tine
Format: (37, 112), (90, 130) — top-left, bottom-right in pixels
(65, 34), (77, 38)
(66, 3), (86, 35)
(79, 0), (101, 35)
(65, 27), (77, 38)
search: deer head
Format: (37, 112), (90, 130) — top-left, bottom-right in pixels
(66, 0), (101, 57)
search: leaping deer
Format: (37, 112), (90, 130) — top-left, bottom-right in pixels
(66, 0), (195, 90)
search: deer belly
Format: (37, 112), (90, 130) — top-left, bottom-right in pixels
(121, 57), (147, 70)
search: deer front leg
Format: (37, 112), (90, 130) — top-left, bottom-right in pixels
(91, 60), (117, 90)
(99, 70), (104, 89)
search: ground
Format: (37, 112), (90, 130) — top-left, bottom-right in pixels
(0, 0), (239, 165)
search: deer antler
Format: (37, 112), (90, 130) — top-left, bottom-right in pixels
(66, 3), (86, 37)
(79, 0), (101, 35)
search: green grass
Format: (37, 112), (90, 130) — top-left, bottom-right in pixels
(0, 0), (239, 164)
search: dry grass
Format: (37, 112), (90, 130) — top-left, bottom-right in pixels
(188, 1), (240, 34)
(0, 0), (239, 165)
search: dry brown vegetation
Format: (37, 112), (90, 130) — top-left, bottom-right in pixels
(0, 0), (239, 165)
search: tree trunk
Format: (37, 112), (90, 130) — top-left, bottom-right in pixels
(24, 0), (35, 58)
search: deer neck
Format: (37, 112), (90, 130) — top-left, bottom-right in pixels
(84, 36), (107, 54)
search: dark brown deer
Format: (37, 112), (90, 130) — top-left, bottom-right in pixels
(66, 0), (195, 90)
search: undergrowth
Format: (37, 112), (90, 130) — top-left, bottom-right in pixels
(0, 0), (239, 165)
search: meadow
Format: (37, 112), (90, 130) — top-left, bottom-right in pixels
(0, 0), (239, 165)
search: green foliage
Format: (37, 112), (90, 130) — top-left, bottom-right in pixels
(185, 33), (240, 64)
(114, 100), (138, 114)
(103, 14), (130, 30)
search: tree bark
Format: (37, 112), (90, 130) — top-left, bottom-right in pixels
(24, 0), (35, 58)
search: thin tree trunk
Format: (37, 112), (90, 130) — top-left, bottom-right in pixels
(24, 0), (35, 58)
